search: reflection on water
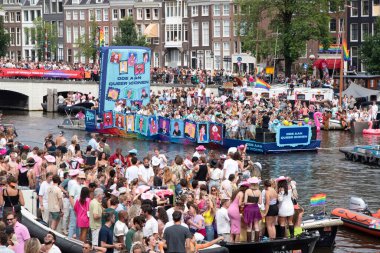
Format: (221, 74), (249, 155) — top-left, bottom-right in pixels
(2, 111), (380, 253)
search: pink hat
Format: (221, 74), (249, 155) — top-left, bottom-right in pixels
(137, 185), (151, 194)
(111, 190), (120, 197)
(184, 159), (193, 170)
(196, 145), (206, 151)
(141, 191), (154, 200)
(238, 145), (245, 150)
(69, 169), (79, 177)
(239, 181), (250, 187)
(220, 155), (227, 159)
(247, 177), (261, 184)
(276, 176), (288, 182)
(44, 155), (56, 163)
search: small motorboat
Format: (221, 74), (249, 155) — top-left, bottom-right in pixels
(340, 145), (380, 165)
(302, 214), (343, 248)
(221, 231), (319, 253)
(58, 117), (86, 131)
(21, 207), (83, 253)
(331, 197), (380, 238)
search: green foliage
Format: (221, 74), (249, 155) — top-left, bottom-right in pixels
(0, 16), (10, 57)
(237, 0), (343, 77)
(33, 17), (58, 60)
(360, 18), (380, 74)
(76, 19), (98, 63)
(113, 17), (148, 47)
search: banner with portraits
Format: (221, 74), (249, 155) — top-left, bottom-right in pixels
(209, 122), (223, 144)
(126, 114), (135, 132)
(114, 113), (126, 130)
(135, 114), (148, 136)
(170, 119), (184, 138)
(158, 117), (170, 136)
(184, 120), (197, 142)
(103, 111), (113, 129)
(148, 116), (158, 136)
(197, 122), (209, 143)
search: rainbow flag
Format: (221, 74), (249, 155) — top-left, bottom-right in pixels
(310, 193), (326, 206)
(342, 39), (350, 61)
(99, 27), (105, 47)
(255, 78), (271, 90)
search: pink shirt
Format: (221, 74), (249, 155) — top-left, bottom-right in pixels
(14, 222), (30, 253)
(33, 154), (42, 177)
(74, 198), (90, 228)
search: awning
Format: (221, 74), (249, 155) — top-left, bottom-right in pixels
(313, 59), (341, 70)
(144, 23), (159, 38)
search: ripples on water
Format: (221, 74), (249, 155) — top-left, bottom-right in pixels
(3, 111), (380, 252)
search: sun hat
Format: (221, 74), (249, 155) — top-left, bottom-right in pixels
(44, 155), (56, 163)
(129, 149), (138, 154)
(247, 177), (261, 184)
(184, 159), (193, 170)
(253, 162), (262, 171)
(78, 172), (86, 179)
(228, 147), (237, 154)
(141, 191), (154, 200)
(276, 176), (288, 182)
(238, 181), (250, 187)
(220, 154), (227, 159)
(119, 187), (128, 194)
(69, 169), (79, 177)
(238, 145), (245, 150)
(111, 190), (120, 197)
(195, 145), (206, 151)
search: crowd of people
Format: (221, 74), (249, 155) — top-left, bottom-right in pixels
(0, 121), (307, 253)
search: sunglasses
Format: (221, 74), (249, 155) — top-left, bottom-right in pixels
(211, 189), (217, 192)
(7, 218), (14, 221)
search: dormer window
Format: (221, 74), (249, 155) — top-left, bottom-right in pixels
(96, 0), (103, 3)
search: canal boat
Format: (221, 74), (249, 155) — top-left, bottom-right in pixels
(58, 117), (86, 131)
(331, 197), (380, 238)
(221, 231), (319, 253)
(302, 214), (343, 248)
(340, 145), (380, 165)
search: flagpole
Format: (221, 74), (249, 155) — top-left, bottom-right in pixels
(339, 0), (347, 106)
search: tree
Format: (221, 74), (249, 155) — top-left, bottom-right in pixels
(0, 14), (10, 57)
(238, 0), (342, 77)
(76, 19), (98, 63)
(33, 17), (58, 61)
(113, 17), (148, 46)
(360, 18), (380, 74)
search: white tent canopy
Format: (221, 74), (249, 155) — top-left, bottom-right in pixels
(342, 82), (380, 98)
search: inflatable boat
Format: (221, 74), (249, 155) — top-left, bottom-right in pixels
(21, 207), (83, 252)
(331, 197), (380, 238)
(340, 145), (380, 165)
(302, 215), (343, 248)
(221, 231), (319, 253)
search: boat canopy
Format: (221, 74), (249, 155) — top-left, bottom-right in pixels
(342, 82), (380, 98)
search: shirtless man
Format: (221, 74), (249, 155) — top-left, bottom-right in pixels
(55, 131), (67, 147)
(7, 152), (19, 178)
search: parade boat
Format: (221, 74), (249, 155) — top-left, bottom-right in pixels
(331, 197), (380, 238)
(58, 117), (86, 131)
(301, 214), (343, 248)
(339, 145), (380, 165)
(221, 231), (319, 253)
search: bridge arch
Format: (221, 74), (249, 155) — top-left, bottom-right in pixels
(0, 90), (29, 110)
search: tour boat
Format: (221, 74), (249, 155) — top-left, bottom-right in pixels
(221, 231), (319, 253)
(331, 197), (380, 238)
(340, 145), (380, 165)
(58, 117), (86, 131)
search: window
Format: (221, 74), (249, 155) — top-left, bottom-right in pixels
(192, 22), (199, 46)
(44, 0), (49, 14)
(202, 22), (209, 46)
(128, 9), (133, 17)
(214, 5), (220, 16)
(89, 10), (94, 21)
(80, 26), (85, 42)
(361, 23), (369, 41)
(37, 10), (41, 18)
(58, 21), (63, 37)
(10, 28), (15, 46)
(58, 1), (63, 13)
(350, 1), (358, 17)
(24, 11), (29, 22)
(233, 4), (238, 14)
(103, 9), (108, 21)
(113, 26), (119, 37)
(66, 11), (71, 21)
(223, 42), (230, 57)
(73, 10), (78, 20)
(329, 18), (336, 32)
(214, 20), (221, 37)
(66, 26), (71, 43)
(4, 12), (8, 23)
(72, 0), (79, 4)
(52, 1), (57, 13)
(96, 9), (101, 21)
(137, 9), (143, 20)
(153, 8), (159, 19)
(80, 10), (85, 20)
(24, 29), (29, 45)
(362, 0), (369, 16)
(145, 9), (151, 20)
(191, 6), (198, 17)
(16, 12), (20, 22)
(113, 9), (118, 20)
(74, 49), (79, 63)
(10, 12), (15, 22)
(350, 23), (358, 41)
(31, 28), (36, 45)
(202, 5), (209, 16)
(104, 26), (109, 46)
(73, 26), (78, 44)
(223, 20), (230, 37)
(205, 50), (212, 70)
(351, 46), (358, 68)
(233, 22), (237, 36)
(223, 4), (230, 16)
(184, 2), (188, 17)
(214, 42), (221, 69)
(120, 9), (125, 19)
(184, 24), (188, 41)
(165, 24), (182, 41)
(67, 49), (72, 63)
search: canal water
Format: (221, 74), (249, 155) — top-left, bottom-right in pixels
(2, 111), (379, 253)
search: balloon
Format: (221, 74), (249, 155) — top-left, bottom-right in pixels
(283, 120), (289, 126)
(304, 118), (309, 124)
(298, 122), (303, 126)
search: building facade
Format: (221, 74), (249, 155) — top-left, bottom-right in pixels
(1, 0), (245, 70)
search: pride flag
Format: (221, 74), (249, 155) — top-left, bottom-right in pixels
(255, 78), (271, 90)
(99, 27), (105, 47)
(310, 193), (326, 206)
(342, 39), (350, 61)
